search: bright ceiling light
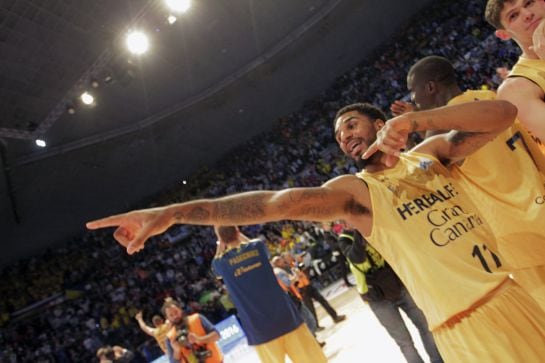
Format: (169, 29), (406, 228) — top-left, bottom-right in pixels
(167, 15), (177, 24)
(35, 139), (46, 147)
(126, 31), (149, 55)
(80, 92), (94, 105)
(165, 0), (191, 13)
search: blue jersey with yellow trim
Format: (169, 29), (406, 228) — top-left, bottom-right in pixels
(212, 239), (302, 345)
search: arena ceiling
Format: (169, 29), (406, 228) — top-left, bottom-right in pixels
(0, 0), (432, 265)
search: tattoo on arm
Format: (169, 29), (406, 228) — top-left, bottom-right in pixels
(212, 195), (266, 221)
(188, 207), (210, 221)
(287, 189), (328, 204)
(174, 211), (184, 222)
(294, 197), (369, 218)
(410, 117), (440, 133)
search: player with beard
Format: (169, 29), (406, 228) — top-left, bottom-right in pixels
(88, 100), (545, 361)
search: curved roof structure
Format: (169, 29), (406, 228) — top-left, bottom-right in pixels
(0, 0), (432, 264)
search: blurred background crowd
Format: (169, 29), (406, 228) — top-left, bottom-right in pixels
(0, 0), (520, 361)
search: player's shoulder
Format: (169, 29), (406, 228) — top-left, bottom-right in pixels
(322, 174), (363, 189)
(499, 76), (543, 98)
(246, 238), (264, 246)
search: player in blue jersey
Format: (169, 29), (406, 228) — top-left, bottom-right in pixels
(212, 225), (326, 363)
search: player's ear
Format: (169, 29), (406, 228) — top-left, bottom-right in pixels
(495, 29), (511, 41)
(427, 80), (437, 94)
(373, 119), (385, 131)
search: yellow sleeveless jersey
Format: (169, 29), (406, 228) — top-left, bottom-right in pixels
(357, 152), (509, 330)
(509, 57), (545, 158)
(448, 91), (545, 268)
(153, 323), (170, 353)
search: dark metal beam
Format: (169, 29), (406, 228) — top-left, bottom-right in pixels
(0, 139), (21, 223)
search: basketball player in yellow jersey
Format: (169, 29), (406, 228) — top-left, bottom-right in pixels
(485, 0), (545, 154)
(88, 100), (545, 362)
(401, 55), (545, 310)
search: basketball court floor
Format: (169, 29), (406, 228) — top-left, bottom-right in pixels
(224, 277), (433, 362)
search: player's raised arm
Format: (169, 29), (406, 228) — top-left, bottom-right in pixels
(363, 100), (517, 164)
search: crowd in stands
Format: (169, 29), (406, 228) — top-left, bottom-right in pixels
(0, 0), (521, 361)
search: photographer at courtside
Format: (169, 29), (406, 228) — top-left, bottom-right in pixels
(162, 298), (223, 363)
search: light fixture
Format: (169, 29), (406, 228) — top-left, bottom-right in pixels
(66, 103), (76, 115)
(90, 78), (100, 88)
(167, 15), (177, 24)
(80, 92), (94, 105)
(165, 0), (191, 13)
(35, 139), (46, 147)
(126, 31), (149, 55)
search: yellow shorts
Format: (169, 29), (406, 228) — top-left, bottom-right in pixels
(254, 323), (327, 363)
(512, 265), (545, 311)
(433, 280), (545, 362)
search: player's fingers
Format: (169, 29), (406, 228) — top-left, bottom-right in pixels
(127, 221), (156, 254)
(362, 141), (379, 159)
(384, 127), (406, 143)
(86, 215), (125, 229)
(379, 137), (405, 151)
(113, 227), (134, 247)
(379, 143), (401, 157)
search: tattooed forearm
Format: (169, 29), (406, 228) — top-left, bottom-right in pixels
(212, 195), (266, 221)
(187, 207), (211, 221)
(289, 198), (368, 220)
(410, 117), (439, 133)
(174, 211), (184, 222)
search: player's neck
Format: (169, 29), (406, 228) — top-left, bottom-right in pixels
(227, 240), (242, 249)
(443, 86), (463, 104)
(365, 153), (399, 173)
(522, 49), (540, 59)
(519, 39), (540, 59)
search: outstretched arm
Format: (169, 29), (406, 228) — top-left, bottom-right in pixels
(87, 181), (367, 254)
(363, 100), (517, 164)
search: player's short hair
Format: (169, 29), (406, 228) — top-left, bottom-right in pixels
(334, 103), (387, 131)
(216, 226), (239, 244)
(408, 56), (457, 86)
(485, 0), (512, 29)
